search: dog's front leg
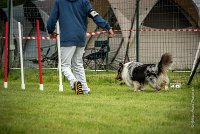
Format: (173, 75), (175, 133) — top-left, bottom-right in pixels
(148, 78), (161, 91)
(155, 85), (161, 91)
(161, 77), (169, 91)
(164, 85), (169, 91)
(132, 81), (141, 92)
(152, 84), (161, 91)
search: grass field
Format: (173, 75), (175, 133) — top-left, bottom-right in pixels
(0, 70), (199, 134)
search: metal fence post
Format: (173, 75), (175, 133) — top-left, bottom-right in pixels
(136, 0), (140, 62)
(7, 0), (14, 71)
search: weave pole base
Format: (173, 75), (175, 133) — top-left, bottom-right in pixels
(59, 85), (63, 92)
(4, 82), (8, 88)
(40, 84), (44, 91)
(21, 84), (25, 90)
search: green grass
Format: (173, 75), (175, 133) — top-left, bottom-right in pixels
(0, 70), (200, 134)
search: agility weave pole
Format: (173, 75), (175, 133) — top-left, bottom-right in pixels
(36, 20), (44, 91)
(191, 41), (200, 73)
(4, 21), (8, 89)
(188, 41), (200, 85)
(56, 22), (64, 92)
(18, 22), (25, 90)
(188, 55), (200, 85)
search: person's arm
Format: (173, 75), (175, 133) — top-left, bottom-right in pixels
(85, 0), (114, 38)
(46, 0), (59, 38)
(107, 29), (114, 38)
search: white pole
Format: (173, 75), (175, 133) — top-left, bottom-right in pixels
(56, 22), (63, 92)
(191, 41), (200, 76)
(4, 82), (8, 88)
(18, 22), (25, 90)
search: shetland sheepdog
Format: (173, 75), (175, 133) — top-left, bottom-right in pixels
(116, 53), (173, 91)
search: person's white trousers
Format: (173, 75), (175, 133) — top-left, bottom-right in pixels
(61, 46), (90, 92)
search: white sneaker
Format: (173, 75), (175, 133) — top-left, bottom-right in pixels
(83, 88), (90, 94)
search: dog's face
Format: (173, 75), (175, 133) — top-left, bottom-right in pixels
(116, 62), (123, 80)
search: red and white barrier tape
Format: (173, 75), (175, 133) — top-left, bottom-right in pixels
(86, 31), (107, 37)
(22, 36), (51, 40)
(114, 28), (200, 32)
(139, 28), (200, 32)
(1, 28), (200, 40)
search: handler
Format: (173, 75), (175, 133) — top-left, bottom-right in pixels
(47, 0), (114, 95)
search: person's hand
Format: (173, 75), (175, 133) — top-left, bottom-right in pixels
(49, 32), (58, 39)
(108, 29), (114, 38)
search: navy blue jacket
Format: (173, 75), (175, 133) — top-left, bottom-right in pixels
(47, 0), (111, 47)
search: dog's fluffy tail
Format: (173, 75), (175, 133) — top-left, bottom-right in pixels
(158, 53), (173, 72)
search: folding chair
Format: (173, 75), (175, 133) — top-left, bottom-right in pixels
(28, 44), (58, 67)
(83, 40), (110, 70)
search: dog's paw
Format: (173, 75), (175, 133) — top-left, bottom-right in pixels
(164, 85), (169, 91)
(119, 82), (125, 85)
(133, 89), (142, 92)
(133, 89), (138, 92)
(156, 86), (161, 91)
